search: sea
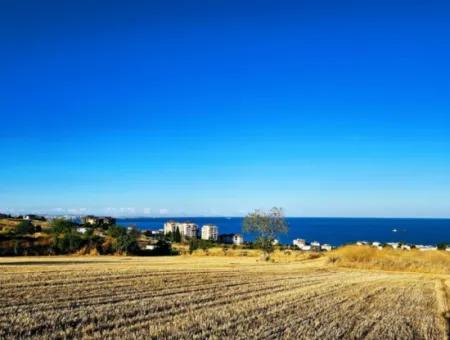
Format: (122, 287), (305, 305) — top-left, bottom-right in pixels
(117, 217), (450, 246)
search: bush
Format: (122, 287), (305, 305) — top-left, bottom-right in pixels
(107, 225), (138, 254)
(15, 221), (35, 235)
(437, 242), (448, 250)
(50, 218), (75, 234)
(54, 232), (83, 254)
(49, 218), (83, 254)
(188, 238), (199, 254)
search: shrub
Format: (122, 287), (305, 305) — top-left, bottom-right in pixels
(15, 221), (35, 235)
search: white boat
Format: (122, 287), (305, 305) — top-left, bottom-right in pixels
(392, 228), (398, 233)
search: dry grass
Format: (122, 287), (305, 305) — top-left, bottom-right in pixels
(0, 255), (449, 339)
(188, 247), (321, 262)
(329, 245), (450, 274)
(0, 218), (49, 234)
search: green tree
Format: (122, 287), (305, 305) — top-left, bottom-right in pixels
(437, 242), (448, 250)
(188, 238), (199, 254)
(50, 218), (75, 234)
(165, 231), (173, 241)
(173, 227), (182, 243)
(243, 207), (288, 260)
(13, 238), (20, 255)
(15, 221), (35, 235)
(52, 230), (83, 253)
(151, 240), (173, 255)
(49, 218), (83, 254)
(107, 225), (138, 254)
(81, 228), (99, 251)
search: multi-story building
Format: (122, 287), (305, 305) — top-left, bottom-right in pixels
(163, 221), (178, 234)
(182, 223), (198, 238)
(201, 224), (218, 241)
(164, 221), (199, 238)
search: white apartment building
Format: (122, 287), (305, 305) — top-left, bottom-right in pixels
(163, 221), (178, 234)
(164, 221), (199, 238)
(201, 224), (219, 241)
(182, 223), (198, 238)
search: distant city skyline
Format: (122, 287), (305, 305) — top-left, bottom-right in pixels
(1, 1), (449, 218)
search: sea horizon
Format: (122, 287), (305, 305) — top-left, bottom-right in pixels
(117, 216), (450, 246)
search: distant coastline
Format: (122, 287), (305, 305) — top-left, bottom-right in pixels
(118, 217), (450, 246)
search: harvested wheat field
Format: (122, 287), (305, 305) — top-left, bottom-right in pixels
(0, 255), (449, 339)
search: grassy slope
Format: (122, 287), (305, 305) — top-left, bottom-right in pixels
(0, 218), (49, 233)
(0, 255), (449, 339)
(329, 245), (450, 275)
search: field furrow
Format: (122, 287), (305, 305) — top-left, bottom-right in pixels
(0, 256), (448, 340)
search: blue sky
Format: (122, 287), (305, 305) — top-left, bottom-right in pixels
(1, 0), (449, 217)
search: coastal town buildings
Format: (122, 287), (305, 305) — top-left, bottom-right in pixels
(356, 241), (369, 246)
(293, 239), (306, 248)
(164, 221), (199, 238)
(201, 224), (219, 241)
(163, 221), (178, 234)
(181, 223), (198, 238)
(321, 244), (332, 251)
(387, 242), (400, 249)
(354, 241), (447, 252)
(23, 214), (46, 221)
(416, 245), (438, 251)
(310, 241), (321, 251)
(81, 216), (116, 226)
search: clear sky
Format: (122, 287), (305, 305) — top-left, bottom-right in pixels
(1, 0), (449, 217)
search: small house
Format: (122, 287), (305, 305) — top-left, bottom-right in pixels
(219, 233), (243, 245)
(293, 239), (306, 248)
(321, 244), (332, 251)
(386, 242), (399, 249)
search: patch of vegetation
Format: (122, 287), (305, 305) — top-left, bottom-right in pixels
(0, 217), (172, 256)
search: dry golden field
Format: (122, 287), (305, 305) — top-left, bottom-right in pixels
(330, 245), (450, 274)
(0, 255), (449, 339)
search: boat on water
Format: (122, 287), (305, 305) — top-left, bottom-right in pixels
(392, 228), (398, 233)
